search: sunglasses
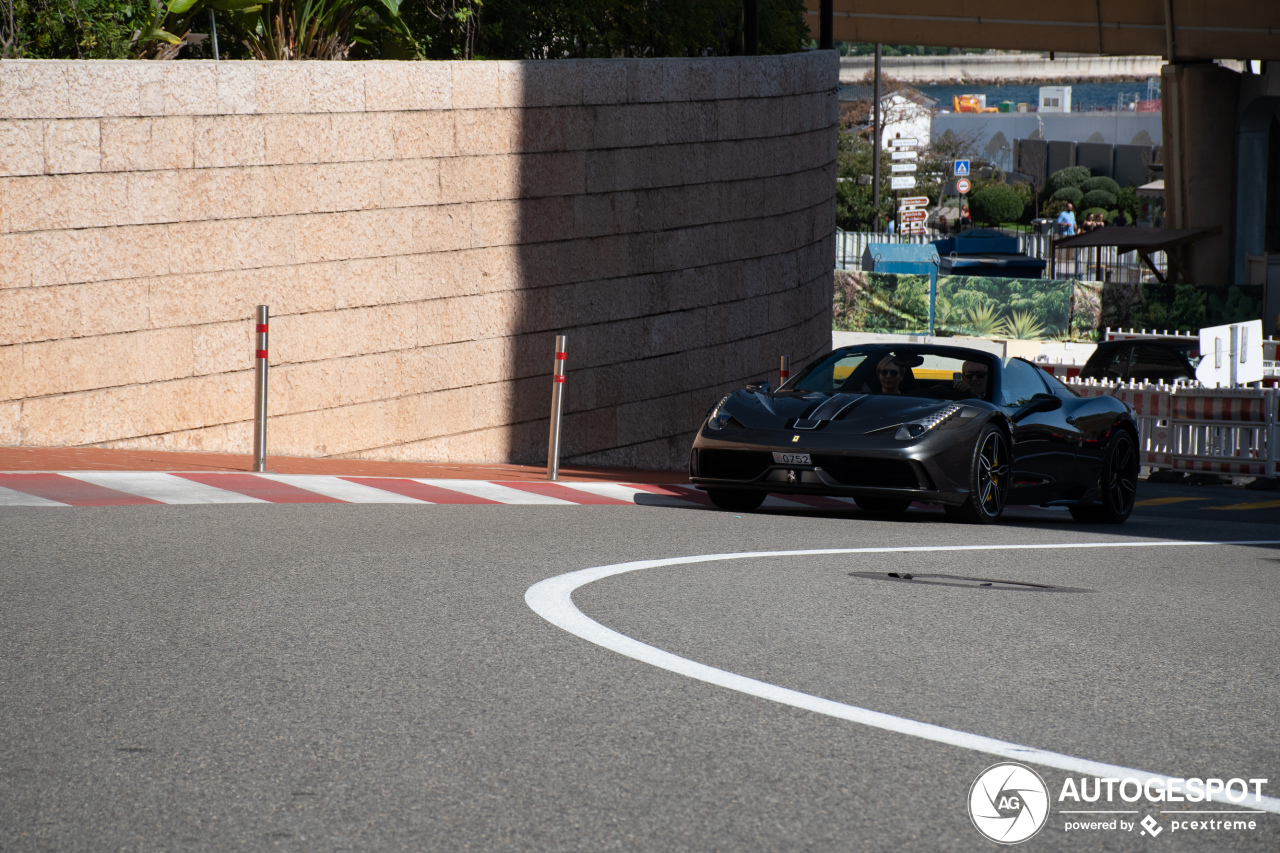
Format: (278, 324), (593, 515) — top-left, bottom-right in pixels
(879, 369), (901, 377)
(963, 371), (988, 380)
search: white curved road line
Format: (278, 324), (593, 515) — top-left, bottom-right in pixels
(526, 540), (1280, 814)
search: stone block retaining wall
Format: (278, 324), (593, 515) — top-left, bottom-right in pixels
(0, 53), (837, 469)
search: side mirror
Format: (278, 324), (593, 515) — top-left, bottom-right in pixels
(1012, 393), (1062, 421)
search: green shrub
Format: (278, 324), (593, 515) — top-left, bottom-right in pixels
(1115, 186), (1139, 222)
(1082, 176), (1121, 195)
(1051, 186), (1084, 207)
(1082, 189), (1117, 210)
(969, 184), (1025, 225)
(1049, 166), (1092, 193)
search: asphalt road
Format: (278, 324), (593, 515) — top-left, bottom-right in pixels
(2, 479), (1278, 852)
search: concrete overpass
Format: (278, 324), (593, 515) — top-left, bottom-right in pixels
(805, 1), (1280, 62)
(805, 1), (1280, 312)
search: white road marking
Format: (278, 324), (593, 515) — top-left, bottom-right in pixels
(257, 474), (426, 504)
(414, 479), (577, 504)
(0, 484), (65, 506)
(62, 472), (266, 504)
(532, 482), (651, 503)
(526, 540), (1280, 815)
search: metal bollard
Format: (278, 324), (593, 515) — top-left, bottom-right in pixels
(779, 355), (790, 387)
(253, 305), (269, 473)
(546, 335), (567, 481)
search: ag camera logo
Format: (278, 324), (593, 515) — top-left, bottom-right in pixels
(969, 763), (1050, 844)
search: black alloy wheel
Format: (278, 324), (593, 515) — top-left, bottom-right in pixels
(1070, 430), (1139, 524)
(946, 425), (1010, 524)
(707, 488), (767, 511)
(855, 497), (912, 515)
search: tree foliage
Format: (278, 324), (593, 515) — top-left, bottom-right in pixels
(969, 184), (1023, 226)
(1081, 188), (1117, 210)
(4, 0), (808, 58)
(1048, 166), (1091, 194)
(1081, 176), (1120, 196)
(1051, 186), (1084, 207)
(471, 0), (807, 59)
(5, 0), (141, 57)
(834, 130), (894, 231)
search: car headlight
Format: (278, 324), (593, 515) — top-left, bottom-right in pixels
(706, 394), (733, 430)
(895, 404), (962, 440)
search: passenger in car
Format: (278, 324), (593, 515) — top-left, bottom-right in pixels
(876, 355), (913, 395)
(955, 360), (990, 400)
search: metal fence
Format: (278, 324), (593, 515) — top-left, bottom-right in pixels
(836, 229), (1168, 282)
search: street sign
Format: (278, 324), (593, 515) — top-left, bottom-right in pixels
(898, 196), (929, 208)
(1196, 320), (1263, 387)
(890, 176), (917, 190)
(891, 150), (918, 161)
(890, 163), (917, 173)
(956, 177), (971, 194)
(902, 222), (927, 235)
(954, 159), (970, 176)
(900, 210), (928, 223)
(889, 138), (918, 148)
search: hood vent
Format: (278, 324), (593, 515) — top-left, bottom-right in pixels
(792, 394), (866, 430)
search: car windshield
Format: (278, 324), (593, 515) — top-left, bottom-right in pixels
(788, 347), (995, 401)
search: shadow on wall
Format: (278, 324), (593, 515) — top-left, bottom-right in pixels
(0, 56), (836, 468)
(505, 55), (839, 471)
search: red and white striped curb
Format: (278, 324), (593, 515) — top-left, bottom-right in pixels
(0, 473), (874, 510)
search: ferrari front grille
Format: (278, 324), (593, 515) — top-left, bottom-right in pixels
(698, 449), (773, 481)
(812, 455), (921, 488)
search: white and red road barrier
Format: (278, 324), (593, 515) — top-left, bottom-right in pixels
(253, 305), (269, 473)
(1066, 378), (1280, 478)
(547, 335), (567, 481)
(1039, 362), (1083, 381)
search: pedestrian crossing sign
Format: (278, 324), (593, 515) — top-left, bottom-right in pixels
(954, 159), (970, 177)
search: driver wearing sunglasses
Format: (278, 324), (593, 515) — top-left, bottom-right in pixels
(876, 354), (911, 395)
(955, 360), (990, 400)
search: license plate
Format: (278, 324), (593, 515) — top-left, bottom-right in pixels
(772, 452), (812, 465)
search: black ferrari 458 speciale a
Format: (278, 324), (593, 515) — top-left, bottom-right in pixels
(689, 343), (1141, 524)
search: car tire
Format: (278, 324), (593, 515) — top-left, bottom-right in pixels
(946, 424), (1010, 524)
(706, 489), (766, 512)
(855, 497), (912, 515)
(1069, 429), (1138, 524)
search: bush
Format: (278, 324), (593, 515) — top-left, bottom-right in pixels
(969, 184), (1025, 225)
(1052, 186), (1084, 207)
(1049, 166), (1092, 193)
(1082, 176), (1121, 196)
(1082, 189), (1118, 210)
(1115, 186), (1139, 222)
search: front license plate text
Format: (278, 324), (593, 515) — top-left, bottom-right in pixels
(772, 452), (812, 465)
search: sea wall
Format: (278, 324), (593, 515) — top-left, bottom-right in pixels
(0, 53), (838, 469)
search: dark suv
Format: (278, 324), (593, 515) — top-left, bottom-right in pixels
(1079, 340), (1200, 384)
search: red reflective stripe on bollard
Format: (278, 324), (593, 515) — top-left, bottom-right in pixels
(256, 349), (268, 359)
(556, 352), (567, 360)
(256, 323), (269, 333)
(554, 375), (565, 383)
